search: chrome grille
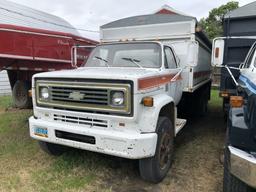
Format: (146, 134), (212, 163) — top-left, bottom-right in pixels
(51, 87), (109, 105)
(36, 80), (132, 115)
(54, 114), (108, 128)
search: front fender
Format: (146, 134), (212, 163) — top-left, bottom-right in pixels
(137, 94), (174, 133)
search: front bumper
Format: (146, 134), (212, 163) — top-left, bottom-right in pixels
(229, 146), (256, 188)
(29, 116), (157, 159)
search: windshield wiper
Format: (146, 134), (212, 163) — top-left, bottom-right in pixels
(122, 57), (143, 68)
(94, 56), (110, 67)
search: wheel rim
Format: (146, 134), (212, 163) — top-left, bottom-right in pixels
(159, 132), (172, 170)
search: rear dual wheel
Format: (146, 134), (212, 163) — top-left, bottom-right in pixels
(139, 116), (174, 183)
(197, 93), (208, 116)
(194, 87), (209, 117)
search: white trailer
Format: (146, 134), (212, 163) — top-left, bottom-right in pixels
(29, 13), (212, 183)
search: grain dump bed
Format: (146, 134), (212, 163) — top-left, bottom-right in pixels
(0, 24), (96, 71)
(0, 0), (97, 71)
(221, 2), (256, 94)
(100, 14), (212, 92)
(0, 0), (97, 108)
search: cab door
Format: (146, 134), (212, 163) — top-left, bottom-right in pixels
(164, 46), (183, 105)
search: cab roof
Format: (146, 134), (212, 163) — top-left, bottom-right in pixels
(224, 1), (256, 19)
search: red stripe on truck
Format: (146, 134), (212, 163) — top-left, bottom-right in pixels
(138, 73), (182, 90)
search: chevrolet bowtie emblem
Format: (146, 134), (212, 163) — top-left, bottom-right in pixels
(69, 91), (85, 101)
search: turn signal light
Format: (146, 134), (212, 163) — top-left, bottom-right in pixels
(230, 96), (244, 108)
(28, 89), (32, 97)
(142, 97), (154, 107)
(215, 47), (220, 58)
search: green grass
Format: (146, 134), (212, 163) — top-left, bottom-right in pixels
(0, 96), (12, 109)
(31, 151), (103, 192)
(209, 89), (222, 109)
(0, 96), (113, 192)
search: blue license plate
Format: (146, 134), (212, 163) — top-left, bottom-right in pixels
(34, 127), (48, 138)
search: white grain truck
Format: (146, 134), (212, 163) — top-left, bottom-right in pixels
(29, 13), (212, 183)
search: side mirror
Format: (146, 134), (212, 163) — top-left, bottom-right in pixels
(187, 41), (199, 67)
(212, 38), (225, 67)
(71, 46), (78, 68)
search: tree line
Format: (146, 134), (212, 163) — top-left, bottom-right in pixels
(199, 1), (239, 41)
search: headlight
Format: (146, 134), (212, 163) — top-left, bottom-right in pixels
(111, 91), (124, 106)
(40, 87), (49, 99)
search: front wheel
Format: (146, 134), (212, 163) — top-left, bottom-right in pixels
(139, 116), (174, 183)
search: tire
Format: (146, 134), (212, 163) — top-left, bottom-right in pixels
(39, 141), (67, 156)
(223, 98), (229, 121)
(139, 116), (174, 183)
(12, 80), (32, 109)
(223, 147), (254, 192)
(198, 96), (208, 116)
(196, 90), (208, 117)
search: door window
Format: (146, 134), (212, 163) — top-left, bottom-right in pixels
(253, 53), (256, 68)
(164, 47), (177, 69)
(245, 44), (256, 68)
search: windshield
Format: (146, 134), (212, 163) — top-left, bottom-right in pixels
(84, 43), (162, 68)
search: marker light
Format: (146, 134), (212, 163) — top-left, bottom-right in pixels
(230, 96), (244, 108)
(142, 97), (154, 107)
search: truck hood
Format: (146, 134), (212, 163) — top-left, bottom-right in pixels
(34, 67), (160, 80)
(33, 67), (162, 93)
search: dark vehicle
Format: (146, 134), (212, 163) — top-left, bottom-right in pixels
(218, 2), (256, 113)
(212, 4), (256, 189)
(213, 40), (256, 192)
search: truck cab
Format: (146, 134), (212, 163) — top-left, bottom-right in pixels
(213, 40), (256, 192)
(29, 13), (212, 183)
(30, 41), (186, 183)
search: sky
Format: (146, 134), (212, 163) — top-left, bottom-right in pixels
(8, 0), (256, 40)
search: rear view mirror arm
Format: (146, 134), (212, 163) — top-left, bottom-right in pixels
(170, 66), (188, 82)
(224, 65), (239, 87)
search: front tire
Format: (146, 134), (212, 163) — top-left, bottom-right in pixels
(139, 116), (174, 183)
(223, 147), (254, 192)
(39, 141), (67, 156)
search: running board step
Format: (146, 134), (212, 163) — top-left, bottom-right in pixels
(175, 118), (187, 135)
